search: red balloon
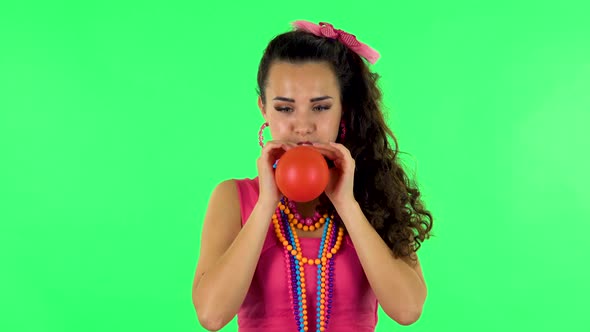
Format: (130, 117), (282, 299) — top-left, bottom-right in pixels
(275, 146), (329, 202)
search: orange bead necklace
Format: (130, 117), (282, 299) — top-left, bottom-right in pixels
(272, 197), (344, 332)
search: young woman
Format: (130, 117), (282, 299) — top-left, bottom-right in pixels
(192, 20), (434, 332)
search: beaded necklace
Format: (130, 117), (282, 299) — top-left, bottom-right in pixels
(272, 197), (345, 332)
(281, 197), (327, 231)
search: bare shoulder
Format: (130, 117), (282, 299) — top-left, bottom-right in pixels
(210, 179), (240, 211)
(192, 179), (242, 289)
(207, 179), (241, 226)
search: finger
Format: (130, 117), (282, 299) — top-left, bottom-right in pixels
(329, 143), (355, 170)
(311, 142), (341, 152)
(262, 142), (289, 162)
(309, 146), (340, 161)
(317, 143), (354, 169)
(328, 142), (352, 157)
(312, 143), (344, 157)
(268, 140), (297, 150)
(270, 140), (298, 152)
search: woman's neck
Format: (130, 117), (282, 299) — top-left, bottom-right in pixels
(293, 198), (321, 218)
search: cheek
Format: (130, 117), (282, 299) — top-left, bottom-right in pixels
(318, 120), (340, 138)
(270, 122), (289, 137)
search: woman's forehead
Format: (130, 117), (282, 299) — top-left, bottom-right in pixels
(266, 62), (339, 97)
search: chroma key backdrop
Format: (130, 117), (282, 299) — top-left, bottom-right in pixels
(1, 1), (589, 331)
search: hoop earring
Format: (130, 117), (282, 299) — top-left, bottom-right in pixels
(259, 122), (269, 148)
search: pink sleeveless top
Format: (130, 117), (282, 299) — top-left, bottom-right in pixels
(235, 177), (378, 332)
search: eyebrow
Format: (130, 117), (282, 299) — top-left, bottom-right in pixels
(273, 96), (333, 103)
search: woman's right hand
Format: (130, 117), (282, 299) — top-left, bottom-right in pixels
(257, 140), (297, 206)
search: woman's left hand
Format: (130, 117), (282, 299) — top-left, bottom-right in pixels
(311, 142), (356, 207)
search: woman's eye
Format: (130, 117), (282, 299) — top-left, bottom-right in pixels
(314, 105), (330, 111)
(275, 105), (330, 112)
(275, 107), (292, 112)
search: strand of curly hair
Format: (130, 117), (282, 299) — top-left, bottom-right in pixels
(319, 57), (434, 263)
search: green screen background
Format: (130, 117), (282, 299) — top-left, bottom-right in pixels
(1, 1), (589, 331)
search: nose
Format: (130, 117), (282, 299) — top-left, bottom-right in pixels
(293, 114), (315, 136)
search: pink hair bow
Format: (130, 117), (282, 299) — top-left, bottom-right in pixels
(292, 20), (381, 64)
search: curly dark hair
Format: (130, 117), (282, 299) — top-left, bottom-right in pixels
(256, 28), (433, 262)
